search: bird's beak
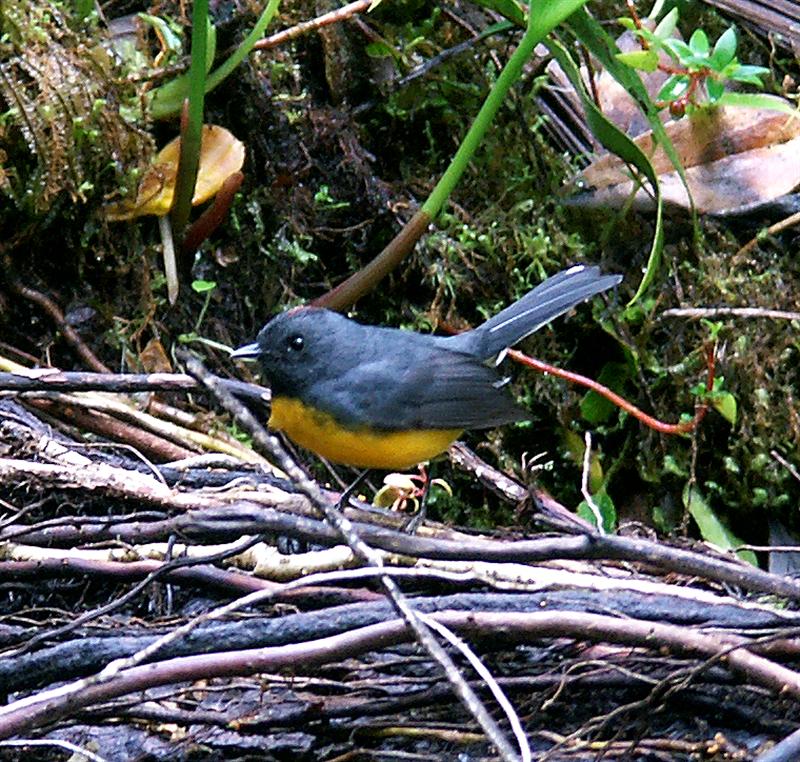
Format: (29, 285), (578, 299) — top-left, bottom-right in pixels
(230, 342), (261, 361)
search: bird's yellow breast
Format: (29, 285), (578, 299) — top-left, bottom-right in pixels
(269, 396), (462, 470)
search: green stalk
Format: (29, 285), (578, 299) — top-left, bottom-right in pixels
(422, 0), (589, 219)
(205, 0), (281, 92)
(315, 0), (590, 312)
(150, 0), (281, 120)
(170, 0), (209, 238)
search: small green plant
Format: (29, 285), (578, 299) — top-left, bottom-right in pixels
(617, 6), (770, 116)
(688, 322), (738, 425)
(148, 0), (281, 121)
(74, 0), (94, 20)
(177, 279), (230, 351)
(313, 184), (350, 210)
(190, 279), (216, 331)
(692, 376), (738, 426)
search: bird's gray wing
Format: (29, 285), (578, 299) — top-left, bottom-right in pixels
(310, 347), (529, 431)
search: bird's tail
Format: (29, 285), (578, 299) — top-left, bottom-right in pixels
(450, 265), (621, 360)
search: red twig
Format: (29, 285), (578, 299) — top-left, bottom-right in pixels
(180, 171), (245, 257)
(509, 343), (715, 435)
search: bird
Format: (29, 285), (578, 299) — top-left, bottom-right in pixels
(232, 264), (621, 470)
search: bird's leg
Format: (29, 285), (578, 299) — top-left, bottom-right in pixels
(403, 463), (434, 534)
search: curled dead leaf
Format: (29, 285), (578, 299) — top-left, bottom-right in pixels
(106, 125), (245, 220)
(575, 101), (800, 214)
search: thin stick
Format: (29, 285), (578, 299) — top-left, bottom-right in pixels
(581, 432), (604, 534)
(159, 214), (179, 305)
(0, 369), (268, 404)
(419, 613), (532, 762)
(735, 209), (800, 260)
(9, 283), (110, 372)
(661, 307), (800, 321)
(771, 450), (800, 484)
(0, 739), (107, 762)
(254, 0), (371, 51)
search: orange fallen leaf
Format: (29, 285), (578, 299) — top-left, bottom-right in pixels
(107, 125), (245, 220)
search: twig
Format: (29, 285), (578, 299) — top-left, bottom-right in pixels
(508, 343), (713, 435)
(661, 307), (800, 321)
(448, 442), (593, 532)
(0, 739), (107, 762)
(28, 398), (194, 462)
(419, 613), (532, 762)
(580, 432), (604, 534)
(8, 282), (110, 372)
(0, 369), (269, 401)
(0, 557), (279, 594)
(22, 390), (268, 464)
(771, 450), (800, 483)
(253, 0), (371, 51)
(735, 209), (800, 260)
(756, 725), (800, 762)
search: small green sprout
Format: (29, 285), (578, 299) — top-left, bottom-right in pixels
(177, 280), (229, 350)
(314, 184), (350, 211)
(617, 7), (770, 116)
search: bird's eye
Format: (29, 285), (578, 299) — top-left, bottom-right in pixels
(286, 335), (304, 352)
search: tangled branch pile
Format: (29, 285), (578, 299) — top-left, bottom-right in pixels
(1, 392), (800, 761)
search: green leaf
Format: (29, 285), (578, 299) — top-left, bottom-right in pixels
(688, 28), (709, 55)
(617, 17), (636, 31)
(730, 64), (770, 86)
(710, 27), (737, 69)
(646, 0), (667, 22)
(653, 7), (679, 40)
(470, 0), (526, 27)
(657, 74), (689, 102)
(711, 391), (737, 424)
(715, 92), (800, 117)
(662, 37), (693, 61)
(365, 41), (394, 58)
(683, 484), (758, 565)
(564, 10), (673, 304)
(732, 64), (770, 78)
(75, 0), (94, 19)
(706, 77), (725, 102)
(577, 491), (617, 532)
(191, 279), (217, 293)
(138, 13), (184, 56)
(579, 390), (613, 425)
(580, 361), (630, 424)
(616, 49), (659, 72)
(150, 0), (279, 120)
(149, 17), (217, 120)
